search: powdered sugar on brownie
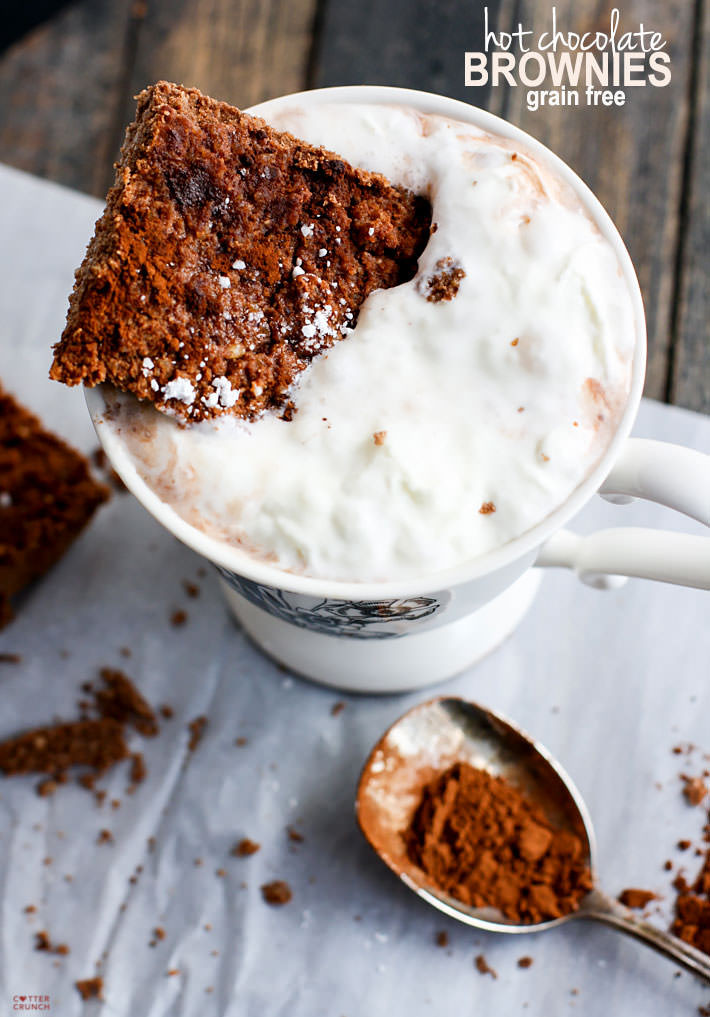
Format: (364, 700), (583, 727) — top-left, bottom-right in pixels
(107, 103), (636, 582)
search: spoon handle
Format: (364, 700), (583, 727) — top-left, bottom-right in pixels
(580, 889), (710, 982)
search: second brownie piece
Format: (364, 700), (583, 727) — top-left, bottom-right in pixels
(51, 82), (432, 422)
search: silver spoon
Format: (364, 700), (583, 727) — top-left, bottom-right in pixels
(356, 696), (710, 981)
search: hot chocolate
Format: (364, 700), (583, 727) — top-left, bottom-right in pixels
(100, 100), (636, 582)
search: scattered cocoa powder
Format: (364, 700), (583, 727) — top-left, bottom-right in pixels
(75, 977), (103, 1000)
(35, 930), (69, 955)
(479, 502), (496, 515)
(233, 838), (260, 857)
(405, 762), (593, 923)
(672, 853), (710, 954)
(129, 752), (147, 787)
(474, 953), (497, 978)
(95, 668), (159, 736)
(618, 888), (657, 909)
(261, 880), (292, 905)
(683, 776), (708, 807)
(187, 716), (208, 751)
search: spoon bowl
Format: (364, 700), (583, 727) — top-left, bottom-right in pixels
(357, 697), (710, 978)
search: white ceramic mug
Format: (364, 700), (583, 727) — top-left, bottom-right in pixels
(87, 85), (710, 694)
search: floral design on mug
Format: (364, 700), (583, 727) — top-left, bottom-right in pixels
(216, 568), (443, 639)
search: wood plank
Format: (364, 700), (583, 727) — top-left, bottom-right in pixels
(0, 0), (318, 199)
(501, 0), (696, 405)
(125, 0), (318, 118)
(313, 0), (698, 405)
(313, 0), (508, 108)
(671, 0), (709, 413)
(0, 0), (137, 197)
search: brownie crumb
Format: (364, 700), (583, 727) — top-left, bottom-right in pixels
(678, 839), (693, 851)
(129, 752), (147, 787)
(0, 652), (21, 664)
(75, 977), (103, 1001)
(233, 838), (260, 857)
(35, 930), (69, 955)
(24, 904), (37, 914)
(618, 888), (658, 909)
(182, 581), (200, 598)
(160, 704), (174, 720)
(373, 431), (387, 446)
(97, 829), (113, 845)
(154, 926), (166, 941)
(682, 776), (708, 807)
(37, 777), (59, 797)
(171, 609), (188, 628)
(166, 968), (180, 977)
(479, 501), (496, 515)
(261, 880), (292, 906)
(187, 716), (208, 751)
(235, 736), (248, 747)
(517, 956), (534, 969)
(418, 257), (465, 303)
(0, 719), (129, 778)
(287, 826), (304, 844)
(331, 701), (346, 717)
(474, 953), (497, 979)
(435, 930), (448, 948)
(96, 668), (159, 736)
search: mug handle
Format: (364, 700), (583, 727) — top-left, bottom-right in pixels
(536, 439), (710, 590)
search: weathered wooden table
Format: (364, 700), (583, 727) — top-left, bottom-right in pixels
(0, 0), (707, 410)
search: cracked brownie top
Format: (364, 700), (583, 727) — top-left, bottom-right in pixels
(50, 81), (432, 422)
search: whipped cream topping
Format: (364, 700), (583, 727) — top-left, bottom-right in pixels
(110, 103), (636, 582)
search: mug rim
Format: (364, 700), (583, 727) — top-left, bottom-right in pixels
(87, 84), (647, 600)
